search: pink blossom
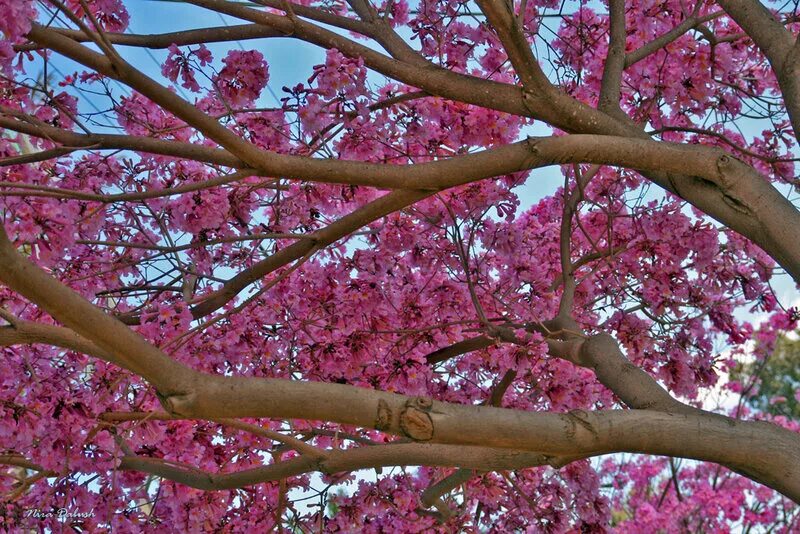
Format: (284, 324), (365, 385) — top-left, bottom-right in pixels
(213, 49), (269, 106)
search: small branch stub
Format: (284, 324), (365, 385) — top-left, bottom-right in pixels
(157, 391), (195, 417)
(399, 397), (434, 441)
(714, 153), (752, 214)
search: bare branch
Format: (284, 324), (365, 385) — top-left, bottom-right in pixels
(625, 10), (722, 67)
(598, 0), (627, 116)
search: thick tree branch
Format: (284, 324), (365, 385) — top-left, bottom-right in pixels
(25, 11), (800, 291)
(341, 0), (427, 64)
(0, 320), (121, 365)
(547, 334), (693, 414)
(6, 118), (800, 316)
(474, 0), (552, 90)
(177, 134), (800, 317)
(598, 0), (627, 116)
(2, 226), (799, 501)
(0, 226), (193, 394)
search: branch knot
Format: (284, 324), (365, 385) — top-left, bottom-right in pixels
(399, 397), (434, 441)
(375, 399), (392, 431)
(157, 390), (196, 417)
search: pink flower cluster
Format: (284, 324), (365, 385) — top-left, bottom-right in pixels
(213, 50), (269, 106)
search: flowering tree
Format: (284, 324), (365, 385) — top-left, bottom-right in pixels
(1, 0), (799, 530)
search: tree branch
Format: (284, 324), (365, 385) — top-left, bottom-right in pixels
(624, 10), (722, 67)
(598, 0), (627, 116)
(1, 239), (798, 500)
(17, 24), (283, 51)
(120, 443), (572, 491)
